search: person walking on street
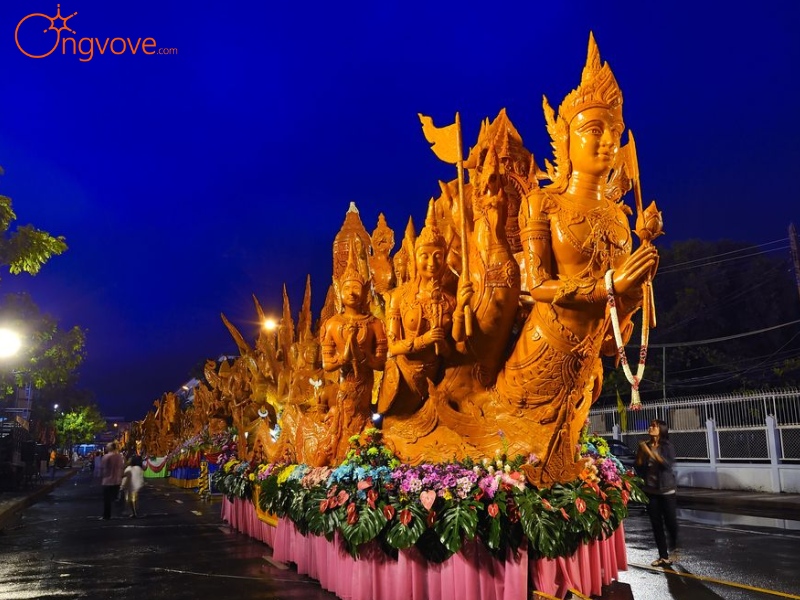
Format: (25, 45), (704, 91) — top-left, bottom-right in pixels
(100, 442), (124, 520)
(636, 419), (679, 567)
(48, 448), (57, 480)
(93, 451), (103, 481)
(120, 455), (145, 518)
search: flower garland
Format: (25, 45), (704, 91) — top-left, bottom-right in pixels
(605, 269), (650, 410)
(213, 427), (646, 561)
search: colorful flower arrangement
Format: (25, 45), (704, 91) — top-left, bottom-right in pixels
(212, 424), (645, 562)
(165, 427), (236, 469)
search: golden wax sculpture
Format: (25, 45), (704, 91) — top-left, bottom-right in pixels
(143, 33), (662, 487)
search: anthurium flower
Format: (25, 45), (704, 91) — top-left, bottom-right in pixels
(426, 510), (437, 528)
(575, 497), (587, 513)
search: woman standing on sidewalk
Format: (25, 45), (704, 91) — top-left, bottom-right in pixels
(636, 419), (679, 567)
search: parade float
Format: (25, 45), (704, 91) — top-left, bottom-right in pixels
(137, 33), (662, 599)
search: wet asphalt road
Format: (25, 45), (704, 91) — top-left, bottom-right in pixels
(1, 471), (799, 600)
(619, 503), (800, 599)
(0, 471), (336, 600)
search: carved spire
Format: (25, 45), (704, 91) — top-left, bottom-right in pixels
(297, 274), (313, 340)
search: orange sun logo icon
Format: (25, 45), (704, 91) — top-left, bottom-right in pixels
(15, 4), (78, 59)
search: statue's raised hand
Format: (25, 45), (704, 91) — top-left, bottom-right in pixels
(612, 244), (658, 296)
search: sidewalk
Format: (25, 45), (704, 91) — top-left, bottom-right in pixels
(678, 486), (800, 519)
(0, 468), (78, 531)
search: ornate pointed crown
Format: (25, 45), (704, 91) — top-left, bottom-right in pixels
(415, 199), (446, 251)
(338, 242), (367, 288)
(557, 32), (623, 124)
(542, 32), (624, 190)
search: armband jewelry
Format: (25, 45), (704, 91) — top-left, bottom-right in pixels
(520, 220), (551, 244)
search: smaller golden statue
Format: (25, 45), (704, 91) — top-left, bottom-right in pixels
(319, 245), (388, 463)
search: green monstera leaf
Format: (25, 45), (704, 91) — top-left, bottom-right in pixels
(384, 503), (426, 550)
(339, 505), (388, 558)
(435, 500), (479, 555)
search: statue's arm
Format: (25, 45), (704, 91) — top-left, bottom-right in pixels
(385, 290), (414, 356)
(320, 324), (346, 372)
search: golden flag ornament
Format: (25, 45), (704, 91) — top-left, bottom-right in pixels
(616, 388), (628, 432)
(418, 113), (462, 165)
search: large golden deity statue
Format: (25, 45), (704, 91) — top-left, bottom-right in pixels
(376, 32), (660, 485)
(196, 33), (661, 487)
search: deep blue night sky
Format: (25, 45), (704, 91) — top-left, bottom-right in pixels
(0, 1), (798, 420)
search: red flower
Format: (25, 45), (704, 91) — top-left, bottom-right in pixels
(367, 488), (378, 510)
(383, 504), (396, 521)
(599, 503), (611, 520)
(541, 499), (553, 511)
(357, 478), (373, 491)
(488, 503), (499, 518)
(575, 497), (586, 514)
(399, 509), (412, 526)
(346, 502), (359, 525)
(426, 510), (437, 528)
(337, 490), (350, 506)
(327, 485), (338, 498)
(621, 490), (629, 506)
(319, 498), (330, 513)
(560, 507), (570, 521)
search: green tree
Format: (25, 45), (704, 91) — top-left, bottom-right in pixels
(599, 238), (800, 403)
(0, 292), (86, 395)
(54, 404), (105, 449)
(0, 174), (67, 281)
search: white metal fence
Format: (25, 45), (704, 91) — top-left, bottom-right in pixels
(588, 388), (800, 463)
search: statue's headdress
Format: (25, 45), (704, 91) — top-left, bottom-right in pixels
(543, 32), (624, 191)
(415, 199), (446, 252)
(338, 242), (367, 289)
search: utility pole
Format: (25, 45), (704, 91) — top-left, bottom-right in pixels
(790, 223), (800, 305)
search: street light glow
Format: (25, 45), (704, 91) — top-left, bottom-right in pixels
(0, 328), (21, 358)
(263, 318), (277, 331)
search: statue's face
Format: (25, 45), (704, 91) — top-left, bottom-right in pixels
(373, 232), (393, 254)
(415, 243), (445, 281)
(393, 253), (408, 279)
(340, 279), (365, 309)
(568, 107), (623, 178)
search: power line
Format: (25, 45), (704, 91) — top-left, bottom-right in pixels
(658, 237), (789, 273)
(649, 319), (800, 348)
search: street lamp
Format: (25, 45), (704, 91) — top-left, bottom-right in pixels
(263, 318), (277, 332)
(0, 328), (21, 358)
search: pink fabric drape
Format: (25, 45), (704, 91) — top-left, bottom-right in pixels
(221, 495), (277, 546)
(220, 497), (626, 599)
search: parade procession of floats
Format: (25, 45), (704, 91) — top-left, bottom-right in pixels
(131, 33), (663, 599)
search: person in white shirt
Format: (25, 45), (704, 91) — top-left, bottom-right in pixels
(120, 454), (145, 518)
